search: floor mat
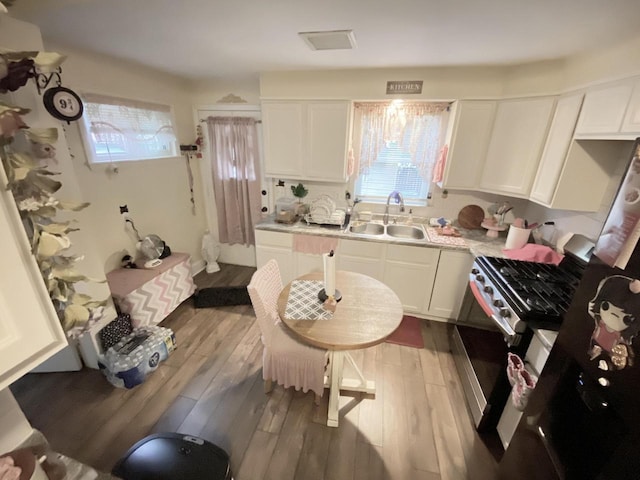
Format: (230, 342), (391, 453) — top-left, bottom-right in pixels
(385, 315), (425, 349)
(194, 286), (251, 308)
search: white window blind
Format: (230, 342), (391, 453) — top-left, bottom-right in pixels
(80, 93), (178, 163)
(353, 101), (449, 205)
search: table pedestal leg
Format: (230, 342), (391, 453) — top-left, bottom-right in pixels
(325, 351), (376, 427)
(327, 351), (343, 427)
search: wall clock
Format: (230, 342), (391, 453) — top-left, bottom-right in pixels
(43, 86), (83, 123)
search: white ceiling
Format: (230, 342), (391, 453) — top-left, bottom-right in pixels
(7, 0), (640, 81)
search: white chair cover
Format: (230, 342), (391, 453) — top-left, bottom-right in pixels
(247, 259), (327, 397)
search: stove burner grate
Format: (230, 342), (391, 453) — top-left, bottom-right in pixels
(476, 256), (583, 326)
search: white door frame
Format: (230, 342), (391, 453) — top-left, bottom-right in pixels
(194, 105), (264, 267)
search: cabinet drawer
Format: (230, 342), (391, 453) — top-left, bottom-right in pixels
(255, 229), (293, 248)
(338, 239), (385, 258)
(386, 244), (439, 264)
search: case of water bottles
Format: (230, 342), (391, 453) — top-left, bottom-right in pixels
(99, 325), (176, 389)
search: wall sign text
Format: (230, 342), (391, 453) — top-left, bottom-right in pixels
(386, 80), (423, 94)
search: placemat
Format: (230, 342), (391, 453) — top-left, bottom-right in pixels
(285, 280), (333, 320)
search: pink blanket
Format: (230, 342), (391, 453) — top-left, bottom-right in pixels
(503, 244), (564, 265)
(293, 234), (338, 255)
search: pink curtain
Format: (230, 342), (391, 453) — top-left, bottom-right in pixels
(207, 116), (262, 246)
(353, 102), (449, 180)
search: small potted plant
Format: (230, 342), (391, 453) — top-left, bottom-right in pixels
(291, 182), (309, 215)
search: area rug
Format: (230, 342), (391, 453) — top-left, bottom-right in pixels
(193, 286), (252, 308)
(385, 315), (424, 349)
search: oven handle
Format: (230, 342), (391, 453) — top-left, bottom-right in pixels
(468, 280), (518, 342)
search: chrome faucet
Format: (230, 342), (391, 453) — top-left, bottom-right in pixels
(351, 198), (362, 222)
(383, 191), (405, 225)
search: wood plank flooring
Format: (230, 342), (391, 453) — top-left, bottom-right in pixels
(11, 263), (499, 479)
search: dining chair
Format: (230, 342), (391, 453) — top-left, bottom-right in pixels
(247, 259), (328, 400)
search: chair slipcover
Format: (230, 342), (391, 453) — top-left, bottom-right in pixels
(247, 260), (327, 397)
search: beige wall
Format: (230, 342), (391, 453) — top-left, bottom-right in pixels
(260, 66), (508, 100)
(563, 34), (640, 89)
(190, 76), (261, 105)
(46, 43), (208, 272)
(1, 17), (113, 305)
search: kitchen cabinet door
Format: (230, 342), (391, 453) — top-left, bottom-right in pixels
(574, 81), (634, 138)
(439, 100), (496, 190)
(305, 101), (350, 182)
(383, 244), (439, 314)
(295, 252), (323, 277)
(262, 100), (350, 182)
(254, 230), (295, 284)
(530, 93), (584, 206)
(622, 78), (640, 134)
(262, 101), (304, 178)
(0, 187), (67, 391)
(337, 239), (384, 281)
(480, 97), (555, 197)
(427, 250), (473, 319)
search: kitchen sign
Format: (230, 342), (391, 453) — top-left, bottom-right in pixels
(386, 80), (423, 95)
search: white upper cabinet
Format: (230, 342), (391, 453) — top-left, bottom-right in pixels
(439, 100), (497, 190)
(529, 93), (584, 207)
(480, 97), (555, 197)
(262, 102), (304, 177)
(574, 80), (637, 139)
(622, 78), (640, 133)
(262, 100), (351, 182)
(0, 186), (67, 391)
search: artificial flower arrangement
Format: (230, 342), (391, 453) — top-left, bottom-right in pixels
(0, 51), (105, 337)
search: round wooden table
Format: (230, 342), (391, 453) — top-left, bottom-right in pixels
(277, 270), (403, 427)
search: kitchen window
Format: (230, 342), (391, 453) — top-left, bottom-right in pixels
(352, 101), (449, 205)
(79, 93), (178, 164)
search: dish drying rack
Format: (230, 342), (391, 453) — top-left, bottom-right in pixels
(304, 210), (346, 226)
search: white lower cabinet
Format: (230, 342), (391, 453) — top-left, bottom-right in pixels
(383, 244), (439, 314)
(427, 250), (473, 319)
(255, 230), (471, 319)
(295, 252), (323, 277)
(336, 239), (385, 281)
(254, 230), (295, 284)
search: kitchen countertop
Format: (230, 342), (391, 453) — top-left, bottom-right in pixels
(255, 215), (507, 257)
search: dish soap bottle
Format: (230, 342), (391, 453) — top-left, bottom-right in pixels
(407, 208), (413, 225)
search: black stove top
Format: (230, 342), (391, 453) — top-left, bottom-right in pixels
(476, 256), (584, 330)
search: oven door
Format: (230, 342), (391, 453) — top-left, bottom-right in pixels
(452, 283), (530, 431)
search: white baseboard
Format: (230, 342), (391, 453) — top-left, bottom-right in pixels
(191, 258), (206, 276)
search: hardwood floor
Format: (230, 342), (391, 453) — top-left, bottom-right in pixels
(11, 263), (499, 479)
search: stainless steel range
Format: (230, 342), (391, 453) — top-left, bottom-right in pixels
(452, 235), (594, 432)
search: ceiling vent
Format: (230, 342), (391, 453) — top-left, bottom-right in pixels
(299, 30), (357, 51)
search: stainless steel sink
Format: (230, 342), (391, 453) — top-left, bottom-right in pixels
(349, 222), (385, 235)
(386, 224), (426, 240)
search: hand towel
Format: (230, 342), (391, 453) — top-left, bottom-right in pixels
(293, 234), (339, 255)
(503, 244), (564, 265)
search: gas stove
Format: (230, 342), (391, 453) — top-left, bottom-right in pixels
(473, 256), (580, 330)
(469, 235), (595, 341)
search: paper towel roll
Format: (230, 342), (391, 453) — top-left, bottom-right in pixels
(323, 251), (336, 297)
(505, 225), (531, 250)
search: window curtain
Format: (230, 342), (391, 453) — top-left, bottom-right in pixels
(353, 102), (449, 181)
(207, 116), (262, 246)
